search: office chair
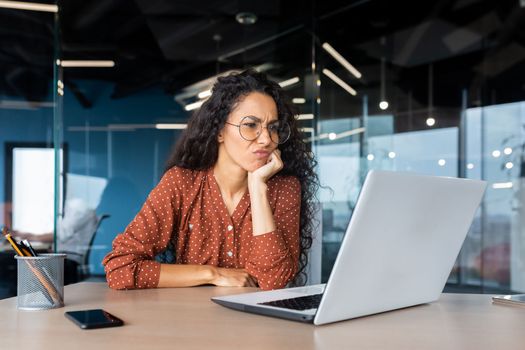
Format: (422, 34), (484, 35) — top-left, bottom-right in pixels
(83, 213), (110, 277)
(62, 213), (110, 283)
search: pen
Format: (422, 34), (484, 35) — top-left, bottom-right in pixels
(17, 240), (33, 257)
(20, 240), (56, 296)
(2, 227), (61, 305)
(21, 240), (37, 257)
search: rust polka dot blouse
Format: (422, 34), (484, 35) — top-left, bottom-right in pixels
(102, 166), (301, 291)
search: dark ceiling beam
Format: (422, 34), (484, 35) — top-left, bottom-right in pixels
(63, 0), (123, 30)
(217, 24), (302, 62)
(467, 4), (525, 104)
(319, 0), (371, 21)
(63, 79), (93, 108)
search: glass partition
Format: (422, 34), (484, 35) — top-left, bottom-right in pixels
(316, 0), (525, 293)
(1, 1), (524, 297)
(0, 3), (58, 298)
(54, 2), (318, 279)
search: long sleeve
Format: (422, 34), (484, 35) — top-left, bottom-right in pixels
(245, 177), (301, 290)
(102, 168), (182, 290)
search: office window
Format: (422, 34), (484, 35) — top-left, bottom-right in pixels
(0, 2), (56, 299)
(12, 147), (56, 234)
(316, 1), (525, 293)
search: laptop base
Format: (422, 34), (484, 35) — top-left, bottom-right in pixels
(211, 298), (315, 323)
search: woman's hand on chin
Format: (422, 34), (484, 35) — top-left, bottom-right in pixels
(248, 149), (283, 189)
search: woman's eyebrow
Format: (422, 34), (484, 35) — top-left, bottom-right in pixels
(239, 115), (279, 123)
(240, 115), (261, 121)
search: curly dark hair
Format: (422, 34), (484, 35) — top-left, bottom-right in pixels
(165, 69), (319, 286)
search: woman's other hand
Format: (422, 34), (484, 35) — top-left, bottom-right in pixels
(211, 267), (258, 287)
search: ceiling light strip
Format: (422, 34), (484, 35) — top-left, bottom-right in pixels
(155, 124), (187, 130)
(197, 90), (212, 99)
(492, 182), (513, 189)
(296, 114), (314, 120)
(68, 124), (187, 132)
(0, 0), (58, 13)
(322, 69), (357, 96)
(299, 127), (314, 133)
(185, 100), (205, 111)
(322, 42), (362, 79)
(333, 127), (366, 140)
(278, 77), (300, 88)
(58, 60), (115, 68)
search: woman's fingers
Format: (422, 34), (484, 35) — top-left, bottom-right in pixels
(250, 149), (283, 184)
(247, 275), (258, 287)
(214, 268), (258, 287)
(270, 149), (283, 169)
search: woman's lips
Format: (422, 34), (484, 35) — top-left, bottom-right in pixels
(253, 150), (270, 159)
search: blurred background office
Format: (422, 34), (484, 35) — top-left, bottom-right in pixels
(1, 0), (524, 298)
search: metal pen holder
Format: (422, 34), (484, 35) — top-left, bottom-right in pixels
(15, 253), (66, 310)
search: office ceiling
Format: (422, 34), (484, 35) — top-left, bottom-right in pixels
(0, 0), (524, 116)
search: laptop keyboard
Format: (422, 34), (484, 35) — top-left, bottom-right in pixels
(258, 293), (323, 310)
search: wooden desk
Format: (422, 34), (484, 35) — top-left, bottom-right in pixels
(0, 282), (524, 350)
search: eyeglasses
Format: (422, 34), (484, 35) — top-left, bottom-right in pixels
(225, 116), (291, 144)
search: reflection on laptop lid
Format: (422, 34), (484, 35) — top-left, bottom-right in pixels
(212, 170), (487, 325)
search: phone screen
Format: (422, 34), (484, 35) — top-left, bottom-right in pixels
(65, 309), (124, 329)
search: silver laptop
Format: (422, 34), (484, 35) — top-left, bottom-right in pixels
(211, 170), (487, 325)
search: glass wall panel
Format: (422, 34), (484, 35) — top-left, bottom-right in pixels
(54, 1), (318, 282)
(0, 3), (57, 298)
(316, 1), (525, 293)
(464, 102), (525, 292)
(56, 78), (183, 276)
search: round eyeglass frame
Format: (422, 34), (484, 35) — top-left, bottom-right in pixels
(225, 116), (291, 144)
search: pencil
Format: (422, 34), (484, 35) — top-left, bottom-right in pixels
(1, 227), (61, 306)
(2, 229), (24, 256)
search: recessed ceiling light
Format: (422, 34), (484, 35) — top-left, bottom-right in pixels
(235, 12), (257, 25)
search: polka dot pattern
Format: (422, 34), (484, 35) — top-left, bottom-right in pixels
(102, 166), (301, 291)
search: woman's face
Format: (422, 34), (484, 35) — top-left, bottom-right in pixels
(218, 92), (279, 172)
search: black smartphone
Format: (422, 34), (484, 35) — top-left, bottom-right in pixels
(65, 309), (124, 329)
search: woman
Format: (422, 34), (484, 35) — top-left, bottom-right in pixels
(103, 69), (318, 290)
